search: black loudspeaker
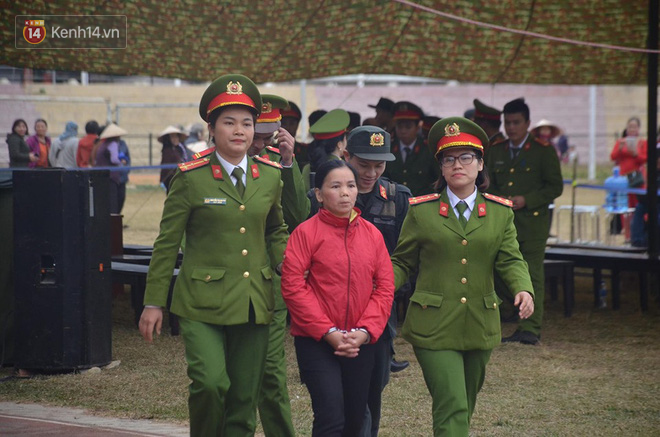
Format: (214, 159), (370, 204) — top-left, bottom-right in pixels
(13, 169), (112, 370)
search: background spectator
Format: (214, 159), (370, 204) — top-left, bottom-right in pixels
(26, 119), (51, 168)
(77, 120), (99, 167)
(49, 121), (79, 168)
(158, 125), (189, 193)
(6, 119), (36, 167)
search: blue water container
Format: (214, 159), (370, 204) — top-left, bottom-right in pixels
(603, 166), (629, 213)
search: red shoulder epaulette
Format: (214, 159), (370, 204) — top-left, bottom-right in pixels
(253, 155), (282, 169)
(178, 157), (210, 172)
(409, 193), (440, 205)
(192, 147), (214, 160)
(483, 193), (513, 207)
(266, 146), (281, 155)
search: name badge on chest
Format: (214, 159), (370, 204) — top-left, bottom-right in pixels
(204, 198), (227, 205)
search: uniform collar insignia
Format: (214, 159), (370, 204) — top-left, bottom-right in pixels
(439, 201), (449, 217)
(211, 165), (223, 180)
(379, 184), (387, 199)
(478, 202), (486, 217)
(251, 163), (260, 179)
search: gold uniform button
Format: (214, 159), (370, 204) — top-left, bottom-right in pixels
(510, 168), (515, 173)
(205, 274), (211, 282)
(403, 169), (407, 174)
(461, 277), (467, 284)
(493, 303), (497, 309)
(422, 305), (428, 309)
(462, 239), (468, 246)
(243, 271), (250, 278)
(507, 181), (513, 186)
(460, 297), (467, 304)
(241, 249), (248, 256)
(239, 205), (246, 211)
(461, 258), (467, 264)
(403, 181), (408, 186)
(239, 227), (246, 233)
(533, 211), (539, 216)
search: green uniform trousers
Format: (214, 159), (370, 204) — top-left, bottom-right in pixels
(496, 239), (545, 336)
(258, 307), (295, 437)
(414, 348), (492, 437)
(179, 315), (270, 437)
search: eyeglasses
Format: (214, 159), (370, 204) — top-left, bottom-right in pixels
(440, 153), (478, 167)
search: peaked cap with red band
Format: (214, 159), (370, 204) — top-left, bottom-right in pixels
(309, 109), (350, 140)
(473, 99), (502, 121)
(199, 74), (262, 122)
(428, 116), (489, 158)
(256, 94), (289, 134)
(281, 100), (302, 120)
(392, 101), (424, 122)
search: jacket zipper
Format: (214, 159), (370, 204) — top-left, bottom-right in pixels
(343, 222), (351, 331)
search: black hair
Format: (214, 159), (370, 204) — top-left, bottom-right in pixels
(308, 109), (327, 126)
(161, 133), (174, 151)
(433, 150), (490, 192)
(626, 117), (641, 128)
(11, 119), (28, 136)
(308, 134), (346, 172)
(85, 120), (99, 135)
(502, 98), (530, 122)
(34, 118), (48, 128)
(314, 159), (359, 190)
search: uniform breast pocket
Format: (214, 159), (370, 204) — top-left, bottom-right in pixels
(190, 267), (226, 309)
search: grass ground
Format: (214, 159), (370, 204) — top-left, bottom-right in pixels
(1, 166), (658, 436)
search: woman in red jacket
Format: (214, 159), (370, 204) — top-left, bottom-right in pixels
(281, 159), (394, 437)
(610, 117), (648, 240)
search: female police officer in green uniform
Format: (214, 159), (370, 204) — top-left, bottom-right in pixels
(390, 117), (534, 436)
(139, 74), (288, 437)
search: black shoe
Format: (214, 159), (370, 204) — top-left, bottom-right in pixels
(390, 359), (409, 373)
(502, 330), (539, 345)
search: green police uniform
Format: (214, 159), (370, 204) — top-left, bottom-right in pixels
(144, 74), (289, 437)
(390, 117), (534, 436)
(484, 132), (563, 338)
(384, 102), (440, 196)
(252, 94), (307, 437)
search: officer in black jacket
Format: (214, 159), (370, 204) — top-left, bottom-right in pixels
(309, 126), (411, 437)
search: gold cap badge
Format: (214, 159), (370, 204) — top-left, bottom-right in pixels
(262, 102), (272, 113)
(370, 133), (385, 147)
(445, 123), (460, 136)
(226, 81), (243, 95)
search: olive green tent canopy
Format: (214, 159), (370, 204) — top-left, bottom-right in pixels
(0, 0), (656, 84)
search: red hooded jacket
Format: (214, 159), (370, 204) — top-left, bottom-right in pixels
(281, 207), (394, 343)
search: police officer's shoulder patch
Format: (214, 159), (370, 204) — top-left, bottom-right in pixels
(253, 155), (283, 169)
(192, 147), (215, 160)
(178, 157), (210, 172)
(265, 145), (281, 155)
(483, 193), (513, 207)
(409, 193), (440, 205)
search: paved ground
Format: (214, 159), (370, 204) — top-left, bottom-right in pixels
(0, 402), (189, 436)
